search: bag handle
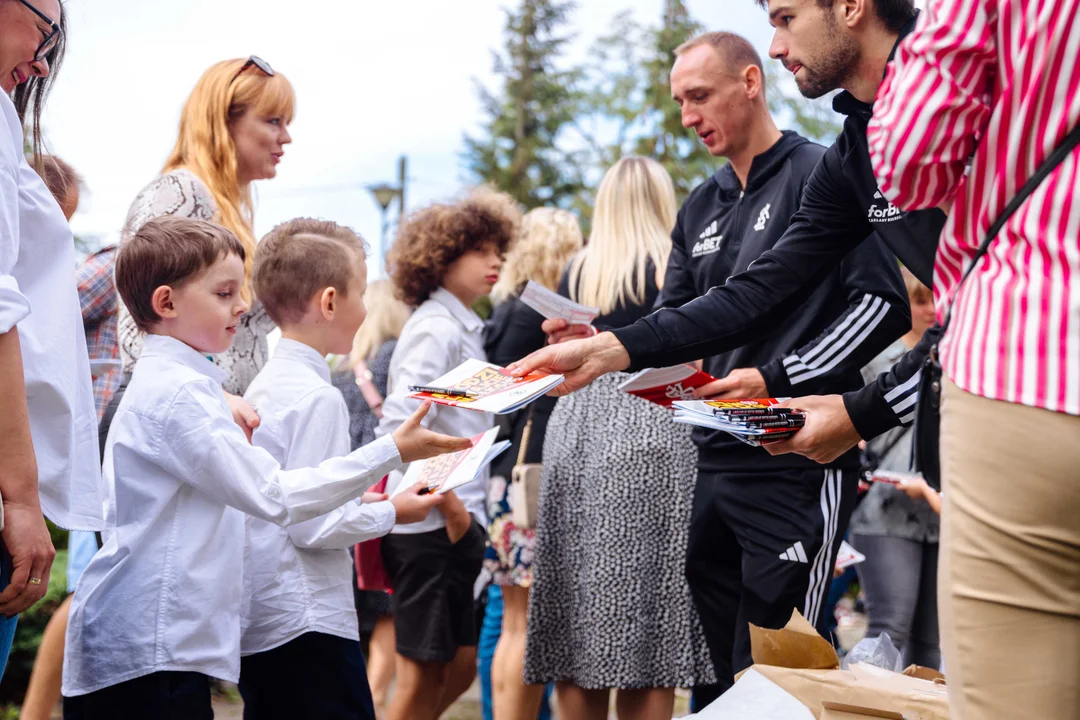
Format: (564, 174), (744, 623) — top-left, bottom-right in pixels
(515, 407), (536, 467)
(940, 124), (1080, 337)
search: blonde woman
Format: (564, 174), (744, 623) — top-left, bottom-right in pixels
(481, 208), (584, 720)
(329, 278), (411, 719)
(523, 158), (715, 720)
(111, 57), (294, 428)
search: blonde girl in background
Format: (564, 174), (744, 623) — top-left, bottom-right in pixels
(523, 157), (715, 720)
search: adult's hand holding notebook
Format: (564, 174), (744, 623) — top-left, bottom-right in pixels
(408, 359), (565, 414)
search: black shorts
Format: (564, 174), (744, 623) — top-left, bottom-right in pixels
(381, 520), (487, 664)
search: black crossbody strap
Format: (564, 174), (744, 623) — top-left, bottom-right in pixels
(940, 123), (1080, 335)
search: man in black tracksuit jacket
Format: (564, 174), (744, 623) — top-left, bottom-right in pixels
(656, 34), (908, 704)
(519, 7), (944, 467)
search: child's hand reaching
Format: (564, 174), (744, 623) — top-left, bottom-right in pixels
(391, 401), (472, 463)
(390, 482), (446, 525)
(899, 476), (942, 515)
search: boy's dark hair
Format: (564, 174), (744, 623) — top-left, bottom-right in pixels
(253, 218), (369, 326)
(388, 192), (519, 306)
(753, 0), (916, 33)
(116, 216), (245, 330)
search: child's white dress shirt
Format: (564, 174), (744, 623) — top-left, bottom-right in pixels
(62, 335), (401, 696)
(240, 339), (397, 655)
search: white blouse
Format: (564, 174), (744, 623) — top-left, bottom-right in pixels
(116, 169), (275, 395)
(241, 339), (398, 655)
(0, 92), (103, 531)
(63, 335), (403, 696)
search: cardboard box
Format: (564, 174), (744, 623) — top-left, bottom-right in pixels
(718, 610), (950, 720)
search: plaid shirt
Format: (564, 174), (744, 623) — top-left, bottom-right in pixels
(76, 246), (120, 419)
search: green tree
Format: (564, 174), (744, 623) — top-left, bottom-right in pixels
(765, 63), (843, 145)
(577, 1), (715, 201)
(462, 0), (588, 210)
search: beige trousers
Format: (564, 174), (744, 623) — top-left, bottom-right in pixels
(939, 378), (1080, 719)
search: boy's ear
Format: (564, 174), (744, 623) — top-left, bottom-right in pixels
(319, 287), (337, 321)
(151, 286), (178, 320)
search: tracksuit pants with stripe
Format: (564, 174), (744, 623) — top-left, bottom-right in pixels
(687, 466), (859, 705)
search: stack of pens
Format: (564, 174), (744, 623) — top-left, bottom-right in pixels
(671, 399), (806, 447)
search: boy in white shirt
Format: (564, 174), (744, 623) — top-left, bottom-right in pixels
(238, 218), (442, 719)
(61, 216), (469, 719)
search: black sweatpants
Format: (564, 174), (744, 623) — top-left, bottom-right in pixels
(687, 466), (859, 706)
(63, 671), (212, 719)
(239, 631), (376, 720)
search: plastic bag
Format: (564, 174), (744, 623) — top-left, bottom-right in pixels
(841, 632), (903, 673)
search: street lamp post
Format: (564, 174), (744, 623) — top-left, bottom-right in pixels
(367, 156), (408, 276)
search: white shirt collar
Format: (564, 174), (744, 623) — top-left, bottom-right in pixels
(430, 287), (483, 333)
(141, 334), (229, 385)
(272, 338), (331, 383)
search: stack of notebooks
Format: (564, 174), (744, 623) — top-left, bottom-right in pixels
(672, 398), (806, 447)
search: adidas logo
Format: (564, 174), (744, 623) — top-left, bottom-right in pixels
(779, 541), (809, 564)
(874, 190), (884, 200)
(753, 203), (771, 232)
(694, 220), (723, 257)
(663, 382), (698, 401)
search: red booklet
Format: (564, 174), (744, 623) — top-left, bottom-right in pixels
(617, 364), (718, 408)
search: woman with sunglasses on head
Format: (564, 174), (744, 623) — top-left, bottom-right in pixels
(0, 0), (106, 679)
(105, 56), (293, 438)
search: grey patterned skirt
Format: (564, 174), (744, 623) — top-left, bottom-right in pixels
(523, 373), (716, 689)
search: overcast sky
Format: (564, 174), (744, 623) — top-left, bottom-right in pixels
(44, 1), (780, 273)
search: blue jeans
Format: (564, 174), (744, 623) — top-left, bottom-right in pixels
(478, 585), (552, 720)
(0, 543), (19, 681)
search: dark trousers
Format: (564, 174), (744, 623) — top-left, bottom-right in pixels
(239, 632), (376, 720)
(687, 467), (859, 708)
(851, 533), (941, 668)
(63, 671), (212, 719)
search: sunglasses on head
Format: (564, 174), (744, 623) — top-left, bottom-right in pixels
(17, 0), (61, 62)
(230, 56), (275, 85)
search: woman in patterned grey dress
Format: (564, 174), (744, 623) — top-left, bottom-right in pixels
(524, 158), (714, 720)
(113, 58), (296, 399)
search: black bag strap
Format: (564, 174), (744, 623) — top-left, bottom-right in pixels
(940, 123), (1080, 336)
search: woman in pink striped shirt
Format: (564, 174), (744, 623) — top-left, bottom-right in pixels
(869, 1), (1080, 717)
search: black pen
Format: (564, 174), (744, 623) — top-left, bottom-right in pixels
(409, 385), (479, 398)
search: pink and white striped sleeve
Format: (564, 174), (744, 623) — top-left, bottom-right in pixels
(868, 0), (997, 210)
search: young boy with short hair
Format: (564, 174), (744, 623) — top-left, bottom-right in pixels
(61, 216), (469, 719)
(238, 218), (445, 719)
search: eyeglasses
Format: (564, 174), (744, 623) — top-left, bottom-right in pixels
(17, 0), (61, 62)
(230, 56), (275, 85)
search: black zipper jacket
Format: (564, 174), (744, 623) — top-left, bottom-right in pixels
(612, 13), (944, 443)
(658, 131), (908, 471)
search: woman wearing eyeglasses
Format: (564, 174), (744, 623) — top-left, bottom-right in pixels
(106, 56), (294, 438)
(0, 0), (106, 679)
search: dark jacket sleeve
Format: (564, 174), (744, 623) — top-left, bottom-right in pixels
(758, 235), (910, 397)
(655, 208), (698, 311)
(842, 323), (943, 440)
(611, 143), (870, 369)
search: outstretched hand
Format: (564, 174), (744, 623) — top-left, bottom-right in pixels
(390, 482), (446, 525)
(693, 368), (768, 400)
(508, 332), (631, 396)
(392, 401), (473, 463)
(764, 394), (862, 464)
(542, 318), (595, 345)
